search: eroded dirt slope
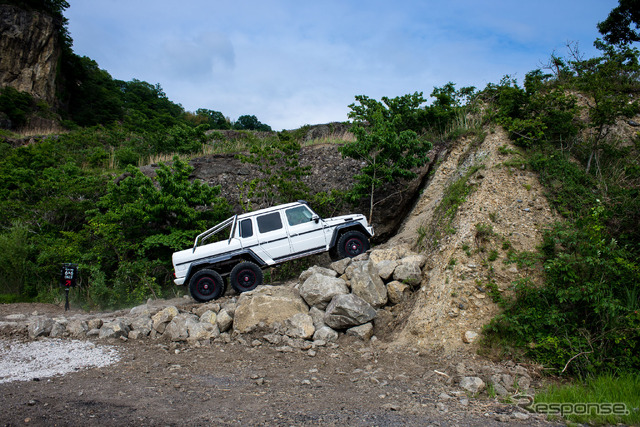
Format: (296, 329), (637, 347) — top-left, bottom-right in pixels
(385, 128), (558, 352)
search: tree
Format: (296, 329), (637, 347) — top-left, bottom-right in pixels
(194, 109), (231, 129)
(86, 158), (231, 306)
(598, 0), (640, 46)
(340, 94), (433, 223)
(234, 115), (272, 131)
(237, 135), (310, 210)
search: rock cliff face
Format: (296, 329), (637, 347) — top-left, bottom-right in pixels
(0, 4), (61, 105)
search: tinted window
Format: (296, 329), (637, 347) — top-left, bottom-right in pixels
(240, 218), (253, 238)
(286, 206), (314, 226)
(257, 212), (283, 233)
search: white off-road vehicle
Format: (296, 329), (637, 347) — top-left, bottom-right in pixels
(172, 201), (374, 302)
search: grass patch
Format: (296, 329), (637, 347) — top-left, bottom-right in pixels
(533, 373), (640, 425)
(417, 157), (486, 251)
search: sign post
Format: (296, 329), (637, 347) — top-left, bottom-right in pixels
(59, 263), (78, 311)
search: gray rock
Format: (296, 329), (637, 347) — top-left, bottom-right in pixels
(375, 260), (398, 281)
(512, 412), (530, 421)
(66, 319), (89, 338)
(28, 318), (53, 338)
(393, 263), (422, 287)
(330, 258), (351, 275)
(216, 309), (233, 332)
(346, 322), (373, 340)
(386, 281), (410, 304)
(263, 333), (283, 345)
(130, 316), (153, 337)
(165, 314), (199, 341)
(308, 306), (326, 329)
(87, 318), (103, 330)
(98, 320), (130, 339)
(400, 254), (427, 269)
(5, 314), (27, 321)
(516, 375), (531, 391)
(284, 313), (315, 339)
(199, 310), (217, 325)
(48, 321), (66, 338)
(324, 294), (377, 329)
(299, 273), (349, 309)
(492, 382), (509, 397)
(221, 302), (237, 317)
(233, 286), (309, 333)
(459, 376), (485, 393)
(347, 260), (388, 308)
(152, 306), (179, 333)
(194, 302), (221, 317)
(313, 326), (339, 342)
(299, 265), (337, 282)
(129, 304), (151, 317)
(462, 330), (478, 343)
(187, 321), (219, 342)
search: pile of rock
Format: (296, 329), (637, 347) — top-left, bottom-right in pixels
(3, 245), (427, 347)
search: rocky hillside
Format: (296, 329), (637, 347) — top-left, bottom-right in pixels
(0, 4), (60, 105)
(381, 127), (558, 352)
(140, 138), (442, 242)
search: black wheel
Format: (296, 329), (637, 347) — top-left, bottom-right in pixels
(328, 246), (340, 262)
(336, 230), (370, 259)
(230, 261), (263, 294)
(189, 269), (226, 302)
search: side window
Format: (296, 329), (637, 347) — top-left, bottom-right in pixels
(257, 212), (283, 233)
(285, 205), (314, 226)
(240, 218), (253, 238)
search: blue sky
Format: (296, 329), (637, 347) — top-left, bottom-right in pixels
(65, 0), (618, 130)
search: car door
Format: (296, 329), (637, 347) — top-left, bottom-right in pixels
(284, 205), (327, 254)
(255, 211), (292, 259)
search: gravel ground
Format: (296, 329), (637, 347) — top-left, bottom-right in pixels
(0, 339), (120, 384)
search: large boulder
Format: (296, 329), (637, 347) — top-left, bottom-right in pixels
(152, 306), (179, 333)
(233, 286), (309, 333)
(393, 263), (422, 287)
(129, 316), (153, 338)
(187, 321), (220, 342)
(329, 258), (351, 275)
(375, 260), (399, 281)
(284, 313), (315, 339)
(346, 261), (387, 308)
(299, 273), (349, 309)
(386, 281), (411, 304)
(324, 294), (377, 330)
(28, 317), (53, 338)
(216, 309), (233, 332)
(98, 320), (130, 339)
(299, 266), (337, 283)
(369, 245), (412, 265)
(165, 313), (199, 342)
(66, 319), (89, 338)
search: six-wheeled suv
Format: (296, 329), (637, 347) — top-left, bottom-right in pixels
(172, 201), (374, 302)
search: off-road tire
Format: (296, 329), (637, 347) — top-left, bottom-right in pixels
(230, 261), (263, 294)
(336, 230), (370, 259)
(189, 269), (226, 302)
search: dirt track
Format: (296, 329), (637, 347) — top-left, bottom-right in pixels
(0, 304), (556, 426)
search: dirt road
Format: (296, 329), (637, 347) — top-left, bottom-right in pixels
(0, 303), (555, 426)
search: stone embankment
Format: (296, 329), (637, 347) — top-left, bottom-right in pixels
(0, 245), (538, 413)
(1, 245), (425, 347)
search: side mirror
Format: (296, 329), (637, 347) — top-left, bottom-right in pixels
(312, 214), (320, 224)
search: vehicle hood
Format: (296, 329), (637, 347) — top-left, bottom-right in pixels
(323, 214), (368, 227)
(172, 239), (233, 268)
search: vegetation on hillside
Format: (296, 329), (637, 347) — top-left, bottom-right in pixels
(481, 32), (640, 375)
(1, 0), (639, 380)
